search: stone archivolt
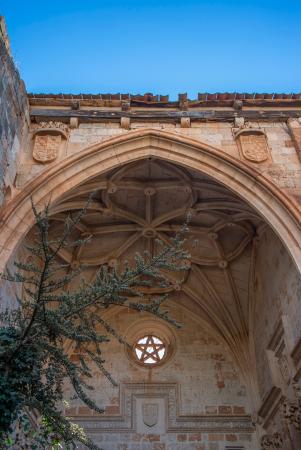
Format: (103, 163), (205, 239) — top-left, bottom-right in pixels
(2, 129), (301, 273)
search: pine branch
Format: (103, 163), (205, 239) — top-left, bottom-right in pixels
(0, 197), (190, 449)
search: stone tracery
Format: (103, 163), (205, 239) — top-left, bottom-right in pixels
(134, 335), (166, 365)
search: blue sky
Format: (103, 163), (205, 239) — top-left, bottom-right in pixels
(1, 0), (301, 98)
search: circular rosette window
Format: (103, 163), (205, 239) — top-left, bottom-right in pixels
(125, 319), (176, 369)
(134, 335), (166, 365)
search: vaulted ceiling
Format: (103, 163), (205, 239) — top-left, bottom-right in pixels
(47, 158), (266, 374)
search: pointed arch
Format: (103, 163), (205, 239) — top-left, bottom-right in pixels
(1, 128), (301, 271)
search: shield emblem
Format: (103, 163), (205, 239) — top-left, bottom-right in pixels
(237, 131), (269, 163)
(33, 134), (61, 163)
(142, 403), (158, 427)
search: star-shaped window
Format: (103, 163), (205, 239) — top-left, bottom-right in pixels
(134, 335), (166, 365)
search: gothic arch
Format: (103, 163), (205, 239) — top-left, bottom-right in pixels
(1, 128), (301, 271)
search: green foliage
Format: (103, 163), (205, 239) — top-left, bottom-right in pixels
(0, 199), (189, 449)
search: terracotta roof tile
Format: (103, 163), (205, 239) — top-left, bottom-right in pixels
(27, 92), (301, 107)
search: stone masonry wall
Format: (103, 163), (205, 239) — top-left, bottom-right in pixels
(64, 304), (254, 450)
(252, 227), (301, 450)
(16, 112), (301, 449)
(19, 119), (301, 204)
(0, 17), (29, 205)
(253, 228), (301, 400)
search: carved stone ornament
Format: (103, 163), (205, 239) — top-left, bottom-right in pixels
(283, 397), (301, 431)
(33, 121), (69, 134)
(142, 403), (158, 427)
(33, 134), (61, 163)
(261, 432), (283, 449)
(236, 129), (269, 163)
(32, 121), (69, 163)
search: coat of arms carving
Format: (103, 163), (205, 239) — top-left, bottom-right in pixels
(33, 134), (61, 163)
(142, 403), (159, 427)
(32, 121), (69, 164)
(236, 130), (269, 163)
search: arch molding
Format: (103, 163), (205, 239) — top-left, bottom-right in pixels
(1, 128), (301, 271)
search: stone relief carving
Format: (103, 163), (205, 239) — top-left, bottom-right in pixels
(261, 432), (283, 449)
(142, 402), (158, 427)
(235, 129), (269, 163)
(32, 121), (69, 163)
(33, 134), (61, 163)
(32, 121), (69, 134)
(283, 399), (301, 431)
(282, 383), (301, 432)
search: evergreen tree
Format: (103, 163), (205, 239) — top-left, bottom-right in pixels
(0, 199), (189, 449)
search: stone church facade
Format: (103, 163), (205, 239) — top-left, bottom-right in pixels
(2, 17), (301, 450)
